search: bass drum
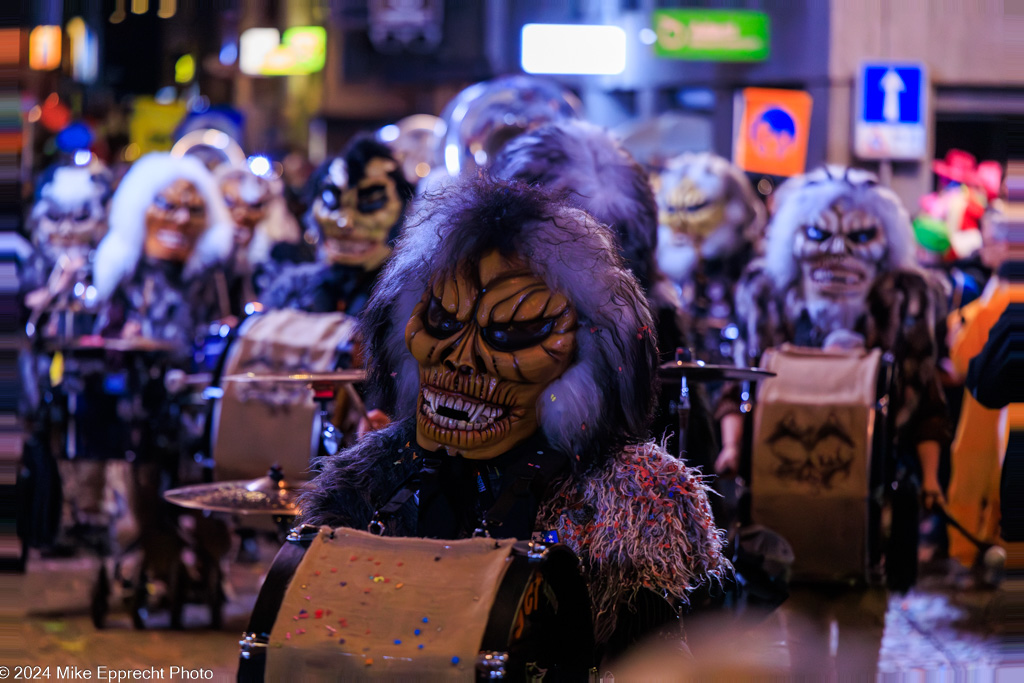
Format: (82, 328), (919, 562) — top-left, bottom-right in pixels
(239, 526), (594, 681)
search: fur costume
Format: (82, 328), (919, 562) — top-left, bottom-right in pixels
(264, 138), (413, 315)
(93, 153), (234, 303)
(728, 166), (949, 447)
(490, 119), (686, 353)
(489, 120), (718, 463)
(655, 152), (767, 363)
(21, 162), (113, 331)
(92, 153), (234, 356)
(301, 177), (728, 648)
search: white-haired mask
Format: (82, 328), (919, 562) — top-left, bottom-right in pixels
(657, 152), (766, 260)
(766, 166), (915, 312)
(32, 166), (110, 263)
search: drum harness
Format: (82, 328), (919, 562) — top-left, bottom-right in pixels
(368, 446), (567, 540)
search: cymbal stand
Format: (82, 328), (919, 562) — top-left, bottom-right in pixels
(310, 381), (340, 459)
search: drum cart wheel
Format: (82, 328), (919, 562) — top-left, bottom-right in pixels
(130, 567), (149, 630)
(168, 559), (187, 630)
(884, 472), (920, 593)
(90, 563), (110, 629)
(206, 562), (225, 630)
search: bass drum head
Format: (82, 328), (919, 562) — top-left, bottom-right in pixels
(481, 542), (595, 679)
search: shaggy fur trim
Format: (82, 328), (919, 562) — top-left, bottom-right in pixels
(536, 441), (729, 643)
(93, 153), (234, 301)
(362, 176), (658, 469)
(762, 165), (917, 292)
(300, 422), (730, 646)
(35, 166), (110, 209)
(490, 120), (662, 291)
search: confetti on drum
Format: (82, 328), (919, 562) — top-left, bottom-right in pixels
(264, 527), (516, 677)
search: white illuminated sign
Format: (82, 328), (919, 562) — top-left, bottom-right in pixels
(521, 24), (626, 76)
(240, 28), (280, 76)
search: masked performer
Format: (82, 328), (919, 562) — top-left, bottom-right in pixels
(18, 162), (112, 551)
(21, 162), (112, 337)
(490, 120), (714, 463)
(301, 177), (728, 658)
(655, 153), (766, 364)
(93, 152), (234, 350)
(264, 138), (413, 315)
(86, 153), (234, 590)
(718, 166), (949, 503)
(215, 161), (301, 316)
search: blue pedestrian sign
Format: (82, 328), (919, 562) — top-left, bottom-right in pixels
(854, 62), (928, 160)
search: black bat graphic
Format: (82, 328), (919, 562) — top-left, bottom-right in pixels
(765, 411), (857, 490)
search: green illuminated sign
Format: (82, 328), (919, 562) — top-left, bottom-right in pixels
(652, 9), (770, 62)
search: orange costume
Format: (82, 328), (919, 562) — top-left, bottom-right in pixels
(947, 276), (1024, 566)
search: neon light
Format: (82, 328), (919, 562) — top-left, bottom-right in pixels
(240, 28), (280, 75)
(174, 54), (195, 83)
(29, 26), (61, 71)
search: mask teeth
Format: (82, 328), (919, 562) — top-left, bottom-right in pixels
(421, 386), (504, 428)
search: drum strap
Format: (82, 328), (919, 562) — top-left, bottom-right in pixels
(370, 446), (567, 539)
(368, 456), (443, 534)
(477, 454), (564, 538)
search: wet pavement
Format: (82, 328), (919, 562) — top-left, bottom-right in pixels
(8, 544), (1023, 681)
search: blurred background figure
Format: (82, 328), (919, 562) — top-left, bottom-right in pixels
(264, 137), (412, 315)
(376, 113), (446, 191)
(214, 157), (301, 317)
(655, 152), (767, 366)
(427, 74), (582, 188)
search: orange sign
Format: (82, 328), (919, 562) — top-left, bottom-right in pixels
(733, 87), (813, 176)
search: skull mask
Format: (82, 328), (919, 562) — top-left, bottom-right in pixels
(659, 175), (726, 246)
(793, 197), (888, 307)
(220, 170), (272, 247)
(656, 153), (765, 261)
(405, 250), (577, 460)
(312, 156), (403, 270)
(144, 178), (207, 262)
(32, 166), (109, 263)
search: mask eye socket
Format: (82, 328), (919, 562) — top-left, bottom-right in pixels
(805, 224), (830, 241)
(481, 318), (555, 352)
(357, 184), (389, 214)
(320, 188), (340, 211)
(73, 208), (92, 223)
(685, 200), (710, 212)
(848, 227), (879, 244)
(423, 297), (464, 339)
(45, 209), (64, 222)
(153, 195), (173, 212)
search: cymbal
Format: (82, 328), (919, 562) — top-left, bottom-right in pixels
(657, 360), (776, 383)
(221, 369), (368, 384)
(163, 471), (311, 516)
(44, 336), (180, 353)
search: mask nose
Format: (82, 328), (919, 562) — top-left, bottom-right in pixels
(442, 330), (482, 375)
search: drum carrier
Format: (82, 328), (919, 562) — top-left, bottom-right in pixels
(238, 525), (594, 681)
(748, 344), (918, 590)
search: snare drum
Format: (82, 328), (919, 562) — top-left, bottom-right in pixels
(239, 526), (594, 681)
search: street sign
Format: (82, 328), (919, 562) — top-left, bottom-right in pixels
(652, 9), (770, 62)
(854, 62), (928, 160)
(733, 88), (813, 177)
